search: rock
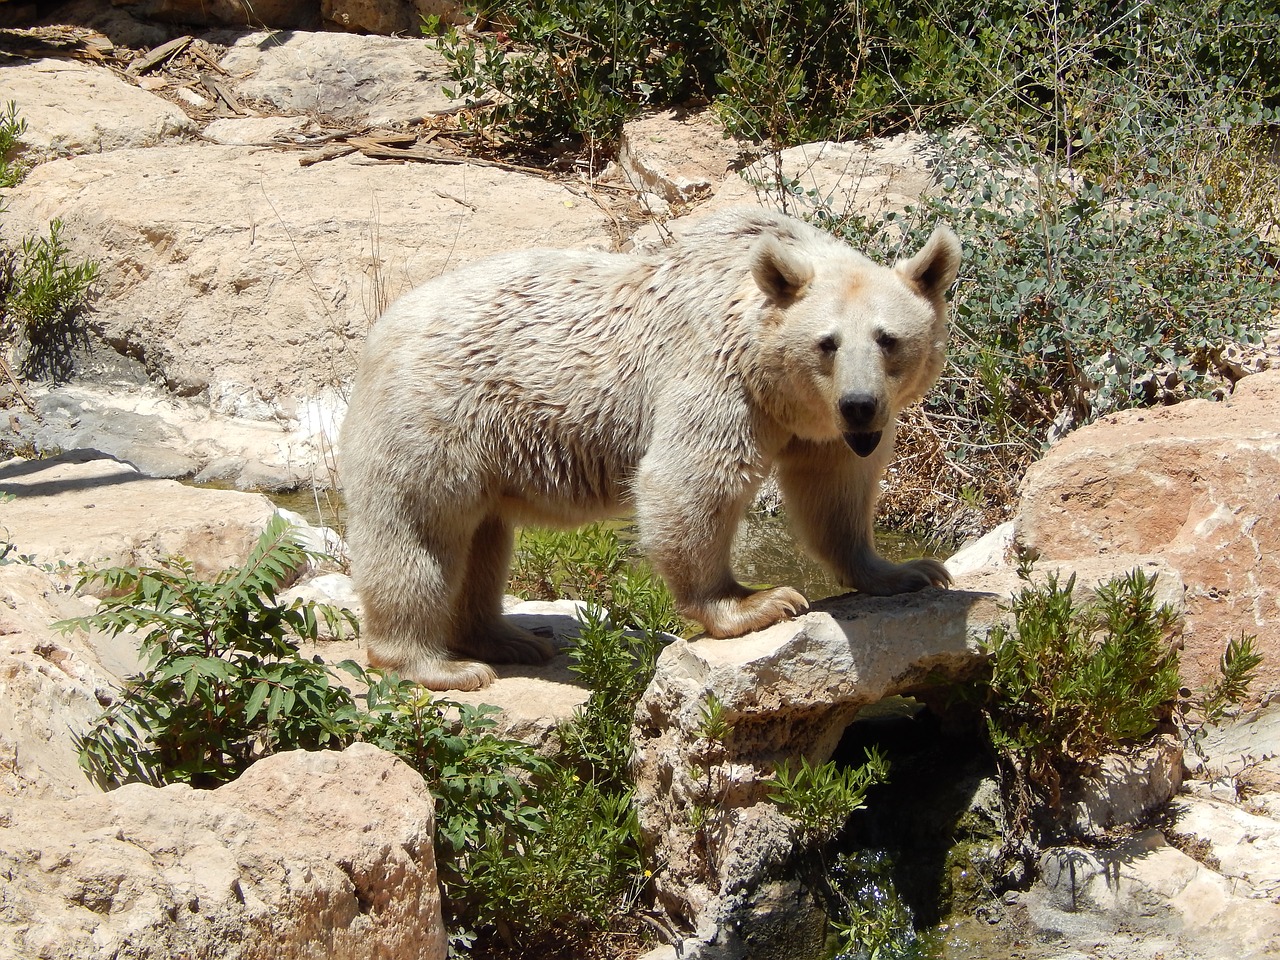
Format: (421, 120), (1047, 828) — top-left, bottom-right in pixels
(1186, 702), (1280, 795)
(114, 0), (319, 28)
(0, 58), (197, 160)
(0, 562), (132, 800)
(219, 31), (457, 123)
(1064, 734), (1184, 837)
(202, 115), (311, 146)
(1015, 370), (1280, 701)
(1026, 828), (1280, 960)
(631, 554), (1189, 951)
(946, 520), (1016, 577)
(633, 572), (1009, 937)
(617, 109), (744, 206)
(322, 0), (468, 34)
(4, 382), (336, 490)
(0, 449), (279, 576)
(0, 137), (611, 449)
(0, 744), (447, 959)
(710, 131), (941, 220)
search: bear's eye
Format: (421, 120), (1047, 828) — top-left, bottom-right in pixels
(876, 331), (900, 353)
(817, 333), (840, 354)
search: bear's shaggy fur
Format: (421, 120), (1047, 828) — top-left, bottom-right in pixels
(340, 208), (961, 690)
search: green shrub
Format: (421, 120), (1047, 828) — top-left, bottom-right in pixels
(978, 567), (1183, 815)
(67, 517), (667, 952)
(66, 515), (362, 788)
(0, 101), (27, 187)
(437, 0), (1278, 153)
(1, 218), (100, 382)
(766, 748), (889, 847)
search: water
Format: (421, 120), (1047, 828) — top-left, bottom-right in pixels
(268, 488), (945, 601)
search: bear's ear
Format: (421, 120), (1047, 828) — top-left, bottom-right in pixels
(751, 234), (815, 305)
(895, 226), (961, 302)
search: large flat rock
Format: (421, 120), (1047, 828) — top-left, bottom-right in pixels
(1, 142), (613, 413)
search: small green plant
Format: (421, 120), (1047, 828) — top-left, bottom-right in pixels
(0, 100), (26, 187)
(766, 748), (890, 847)
(511, 522), (685, 635)
(1, 218), (100, 381)
(65, 515), (361, 788)
(979, 566), (1182, 818)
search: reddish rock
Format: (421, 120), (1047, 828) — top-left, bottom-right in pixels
(1016, 371), (1280, 700)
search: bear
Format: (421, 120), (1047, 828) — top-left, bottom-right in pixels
(339, 207), (961, 691)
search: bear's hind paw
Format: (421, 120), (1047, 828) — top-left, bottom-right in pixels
(367, 648), (499, 692)
(454, 619), (557, 666)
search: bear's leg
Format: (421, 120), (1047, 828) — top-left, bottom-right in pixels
(637, 477), (808, 638)
(353, 508), (501, 692)
(450, 513), (557, 665)
(776, 437), (951, 595)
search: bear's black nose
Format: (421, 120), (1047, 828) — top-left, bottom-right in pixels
(838, 392), (880, 430)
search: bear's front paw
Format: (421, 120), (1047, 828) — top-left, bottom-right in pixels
(876, 557), (953, 595)
(697, 585), (810, 638)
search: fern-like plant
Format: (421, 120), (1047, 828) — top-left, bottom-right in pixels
(65, 515), (361, 788)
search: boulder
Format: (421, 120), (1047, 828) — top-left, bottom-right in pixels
(219, 31), (457, 123)
(1026, 825), (1280, 960)
(0, 744), (448, 960)
(0, 561), (129, 801)
(0, 137), (612, 437)
(0, 58), (197, 160)
(710, 131), (941, 221)
(1016, 370), (1280, 701)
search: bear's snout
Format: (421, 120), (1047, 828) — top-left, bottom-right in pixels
(838, 392), (880, 430)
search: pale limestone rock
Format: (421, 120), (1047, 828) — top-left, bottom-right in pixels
(0, 451), (278, 576)
(1065, 734), (1184, 836)
(0, 58), (196, 160)
(712, 132), (941, 220)
(0, 744), (447, 960)
(0, 141), (612, 425)
(219, 31), (458, 123)
(1016, 370), (1280, 700)
(1029, 829), (1280, 960)
(0, 563), (129, 801)
(1169, 795), (1280, 899)
(617, 109), (744, 206)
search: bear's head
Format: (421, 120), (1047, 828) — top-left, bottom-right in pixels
(748, 224), (961, 456)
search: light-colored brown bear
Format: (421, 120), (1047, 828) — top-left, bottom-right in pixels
(340, 207), (961, 690)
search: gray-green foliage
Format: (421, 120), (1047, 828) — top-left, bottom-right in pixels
(0, 101), (27, 187)
(822, 131), (1278, 508)
(437, 0), (1279, 151)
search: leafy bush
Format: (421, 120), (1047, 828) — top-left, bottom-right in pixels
(766, 748), (889, 847)
(438, 0), (1278, 152)
(67, 517), (667, 952)
(978, 566), (1183, 816)
(511, 521), (685, 635)
(67, 516), (362, 787)
(0, 100), (27, 187)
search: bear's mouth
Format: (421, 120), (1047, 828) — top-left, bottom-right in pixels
(843, 431), (883, 457)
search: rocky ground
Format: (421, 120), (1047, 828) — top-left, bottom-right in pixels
(2, 4), (1279, 960)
